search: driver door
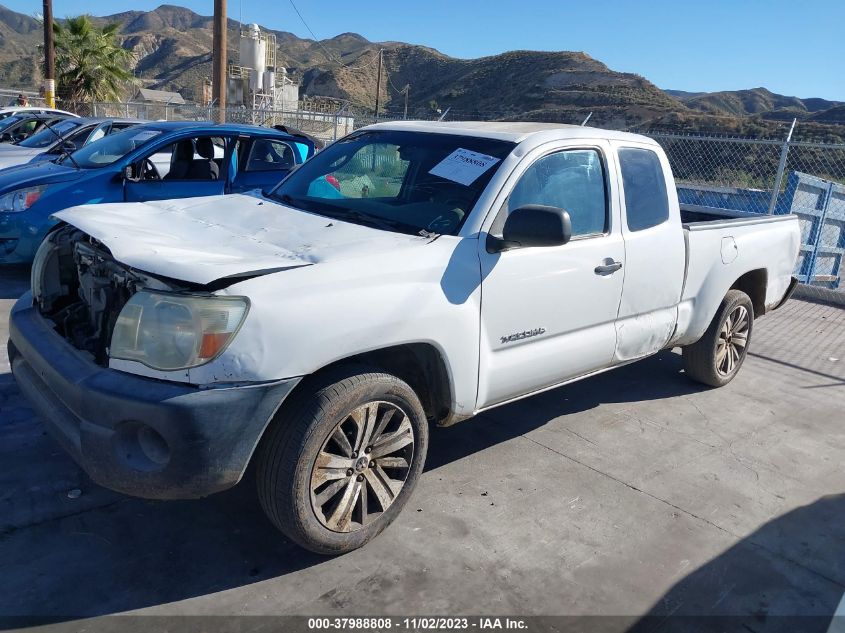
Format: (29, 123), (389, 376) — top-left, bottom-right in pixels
(476, 142), (625, 408)
(124, 135), (229, 202)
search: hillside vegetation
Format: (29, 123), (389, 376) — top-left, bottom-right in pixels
(1, 3), (842, 139)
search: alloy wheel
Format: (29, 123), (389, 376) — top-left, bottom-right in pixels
(310, 401), (415, 533)
(716, 305), (749, 376)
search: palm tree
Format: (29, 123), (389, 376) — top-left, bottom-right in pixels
(53, 15), (135, 108)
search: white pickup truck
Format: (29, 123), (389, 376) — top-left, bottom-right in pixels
(9, 121), (800, 554)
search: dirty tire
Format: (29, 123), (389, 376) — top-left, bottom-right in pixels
(682, 289), (754, 387)
(256, 366), (428, 555)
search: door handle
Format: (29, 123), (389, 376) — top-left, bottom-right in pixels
(594, 261), (623, 276)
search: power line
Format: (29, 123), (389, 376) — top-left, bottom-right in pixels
(286, 0), (379, 73)
(383, 64), (404, 94)
(287, 0), (329, 54)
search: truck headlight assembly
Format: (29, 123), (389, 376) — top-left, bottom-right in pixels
(0, 185), (47, 213)
(110, 292), (249, 371)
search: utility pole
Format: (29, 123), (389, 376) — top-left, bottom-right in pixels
(42, 0), (55, 107)
(373, 49), (383, 121)
(212, 0), (227, 123)
(403, 84), (410, 120)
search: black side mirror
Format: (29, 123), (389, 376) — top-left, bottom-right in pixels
(62, 141), (77, 153)
(122, 164), (139, 182)
(0, 133), (11, 142)
(488, 205), (572, 252)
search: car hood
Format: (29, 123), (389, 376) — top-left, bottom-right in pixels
(0, 147), (41, 168)
(53, 193), (434, 286)
(0, 160), (79, 192)
(0, 144), (39, 154)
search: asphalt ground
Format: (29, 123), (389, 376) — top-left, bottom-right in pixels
(1, 265), (844, 633)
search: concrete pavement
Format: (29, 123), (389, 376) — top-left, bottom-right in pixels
(1, 265), (844, 631)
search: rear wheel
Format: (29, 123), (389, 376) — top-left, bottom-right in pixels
(256, 367), (428, 554)
(682, 289), (754, 387)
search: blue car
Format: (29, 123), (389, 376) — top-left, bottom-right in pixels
(0, 121), (315, 263)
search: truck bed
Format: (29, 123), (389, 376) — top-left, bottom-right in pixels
(680, 203), (794, 229)
(672, 202), (800, 348)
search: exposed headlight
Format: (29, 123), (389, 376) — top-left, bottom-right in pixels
(110, 292), (249, 371)
(0, 185), (47, 213)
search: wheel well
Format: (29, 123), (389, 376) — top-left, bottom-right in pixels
(293, 344), (453, 424)
(731, 269), (767, 316)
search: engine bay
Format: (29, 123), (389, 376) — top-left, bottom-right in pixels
(33, 226), (183, 365)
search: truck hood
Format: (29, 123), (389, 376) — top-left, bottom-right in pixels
(53, 193), (434, 286)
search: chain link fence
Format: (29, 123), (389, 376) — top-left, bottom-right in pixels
(6, 92), (845, 303)
(88, 101), (412, 144)
(647, 131), (845, 302)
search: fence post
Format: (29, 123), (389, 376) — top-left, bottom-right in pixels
(333, 110), (339, 142)
(768, 118), (797, 214)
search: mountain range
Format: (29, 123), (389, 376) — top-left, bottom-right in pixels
(1, 3), (842, 139)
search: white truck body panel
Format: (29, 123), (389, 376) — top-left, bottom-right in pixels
(53, 194), (426, 285)
(671, 213), (800, 346)
(474, 137), (625, 407)
(52, 122), (800, 419)
(609, 139), (687, 362)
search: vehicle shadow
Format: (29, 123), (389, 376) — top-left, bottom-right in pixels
(0, 350), (708, 623)
(0, 265), (30, 300)
(427, 350), (703, 471)
(0, 461), (327, 622)
(624, 493), (845, 633)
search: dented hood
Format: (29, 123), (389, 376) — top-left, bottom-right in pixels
(53, 193), (429, 285)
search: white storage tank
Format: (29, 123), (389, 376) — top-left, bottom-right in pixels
(240, 23), (267, 93)
(262, 70), (275, 94)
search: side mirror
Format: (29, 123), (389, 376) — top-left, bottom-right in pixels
(62, 141), (77, 153)
(0, 133), (11, 142)
(122, 164), (139, 182)
(488, 205), (572, 252)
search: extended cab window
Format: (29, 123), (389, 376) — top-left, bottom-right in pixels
(497, 149), (607, 237)
(618, 148), (670, 231)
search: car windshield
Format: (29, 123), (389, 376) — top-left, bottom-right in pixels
(15, 119), (81, 148)
(66, 126), (164, 168)
(268, 130), (515, 236)
(0, 115), (26, 132)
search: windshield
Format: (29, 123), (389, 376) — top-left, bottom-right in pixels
(16, 119), (81, 148)
(0, 115), (27, 132)
(269, 130), (515, 236)
(67, 126), (163, 168)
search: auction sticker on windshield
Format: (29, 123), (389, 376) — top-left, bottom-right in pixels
(429, 148), (500, 186)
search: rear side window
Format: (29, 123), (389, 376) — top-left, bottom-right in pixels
(618, 148), (669, 231)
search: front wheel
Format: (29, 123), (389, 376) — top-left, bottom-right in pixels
(682, 289), (754, 387)
(256, 367), (428, 554)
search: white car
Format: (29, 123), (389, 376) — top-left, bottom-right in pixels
(0, 106), (78, 121)
(10, 121), (800, 554)
(0, 118), (140, 170)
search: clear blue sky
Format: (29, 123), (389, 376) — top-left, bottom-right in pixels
(9, 0), (845, 100)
